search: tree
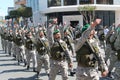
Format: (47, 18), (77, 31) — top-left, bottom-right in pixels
(78, 5), (96, 24)
(17, 6), (33, 26)
(17, 6), (32, 18)
(9, 10), (20, 18)
(5, 15), (11, 20)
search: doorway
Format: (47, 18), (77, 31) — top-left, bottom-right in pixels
(70, 21), (79, 28)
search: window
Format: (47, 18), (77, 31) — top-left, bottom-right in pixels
(64, 0), (77, 5)
(96, 0), (113, 4)
(79, 0), (93, 4)
(48, 0), (61, 7)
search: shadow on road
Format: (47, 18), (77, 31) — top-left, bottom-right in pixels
(8, 74), (38, 80)
(0, 63), (16, 66)
(0, 68), (27, 74)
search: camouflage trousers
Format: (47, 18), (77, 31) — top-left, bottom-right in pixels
(113, 61), (120, 80)
(19, 45), (27, 63)
(4, 40), (8, 53)
(76, 66), (99, 80)
(1, 38), (5, 50)
(16, 45), (23, 62)
(105, 44), (117, 71)
(49, 60), (68, 80)
(26, 49), (37, 68)
(37, 53), (50, 75)
(7, 41), (12, 55)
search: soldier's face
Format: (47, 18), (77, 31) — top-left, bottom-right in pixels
(54, 33), (61, 40)
(89, 30), (95, 39)
(27, 32), (32, 38)
(39, 31), (44, 38)
(64, 32), (67, 36)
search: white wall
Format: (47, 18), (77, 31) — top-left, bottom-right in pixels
(33, 11), (47, 26)
(114, 0), (120, 5)
(39, 0), (47, 11)
(63, 15), (83, 26)
(115, 11), (120, 26)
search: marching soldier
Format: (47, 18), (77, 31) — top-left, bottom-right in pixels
(111, 24), (120, 80)
(7, 29), (13, 56)
(75, 19), (108, 80)
(105, 24), (117, 78)
(49, 29), (73, 80)
(2, 28), (8, 54)
(63, 29), (75, 76)
(25, 31), (37, 72)
(47, 18), (58, 46)
(35, 30), (50, 79)
(14, 29), (25, 65)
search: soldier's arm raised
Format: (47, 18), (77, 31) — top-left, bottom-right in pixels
(75, 19), (101, 51)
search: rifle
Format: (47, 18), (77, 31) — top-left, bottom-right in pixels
(38, 38), (50, 55)
(86, 40), (104, 72)
(57, 40), (71, 61)
(65, 36), (74, 54)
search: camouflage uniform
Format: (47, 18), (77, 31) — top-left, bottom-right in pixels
(75, 27), (108, 80)
(7, 30), (13, 56)
(112, 26), (120, 80)
(105, 27), (117, 76)
(49, 30), (72, 80)
(36, 36), (50, 77)
(63, 30), (75, 76)
(25, 32), (37, 71)
(14, 31), (25, 64)
(3, 30), (8, 54)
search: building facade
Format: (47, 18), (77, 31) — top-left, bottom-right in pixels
(14, 0), (26, 9)
(27, 0), (120, 27)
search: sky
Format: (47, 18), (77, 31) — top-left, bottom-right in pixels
(0, 0), (14, 17)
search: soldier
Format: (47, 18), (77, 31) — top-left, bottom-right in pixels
(49, 29), (73, 80)
(35, 30), (50, 79)
(2, 28), (8, 54)
(75, 19), (108, 80)
(47, 18), (58, 46)
(0, 27), (4, 51)
(111, 24), (120, 80)
(104, 24), (117, 78)
(14, 29), (25, 65)
(0, 27), (5, 51)
(7, 29), (13, 56)
(63, 29), (75, 76)
(25, 31), (37, 72)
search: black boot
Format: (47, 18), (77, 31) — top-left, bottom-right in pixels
(33, 68), (37, 72)
(70, 71), (75, 76)
(23, 62), (27, 67)
(23, 60), (27, 67)
(107, 71), (114, 79)
(27, 66), (30, 70)
(18, 60), (20, 65)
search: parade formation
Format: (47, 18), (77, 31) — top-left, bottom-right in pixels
(0, 18), (120, 80)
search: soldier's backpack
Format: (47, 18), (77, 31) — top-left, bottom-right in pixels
(76, 40), (98, 67)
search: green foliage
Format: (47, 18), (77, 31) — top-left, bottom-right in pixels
(78, 5), (96, 11)
(5, 15), (11, 20)
(17, 6), (32, 18)
(9, 10), (20, 18)
(77, 5), (96, 24)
